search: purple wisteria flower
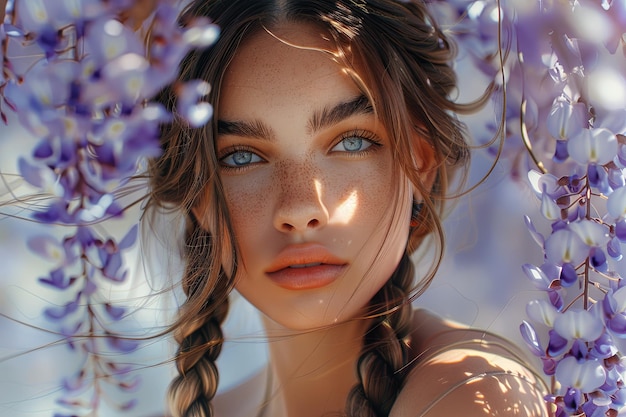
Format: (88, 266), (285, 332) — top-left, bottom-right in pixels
(427, 0), (626, 415)
(521, 142), (626, 415)
(1, 0), (218, 415)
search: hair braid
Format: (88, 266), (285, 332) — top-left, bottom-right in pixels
(167, 220), (232, 417)
(346, 252), (415, 417)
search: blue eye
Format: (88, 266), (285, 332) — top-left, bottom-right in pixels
(220, 150), (263, 167)
(331, 135), (376, 153)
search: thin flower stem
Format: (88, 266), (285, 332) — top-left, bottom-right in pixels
(563, 291), (585, 312)
(0, 0), (6, 22)
(550, 376), (557, 417)
(87, 302), (103, 416)
(589, 191), (608, 200)
(562, 193), (585, 211)
(514, 24), (546, 175)
(520, 98), (547, 174)
(583, 186), (592, 311)
(593, 270), (621, 282)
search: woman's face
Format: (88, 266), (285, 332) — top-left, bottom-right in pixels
(195, 24), (420, 330)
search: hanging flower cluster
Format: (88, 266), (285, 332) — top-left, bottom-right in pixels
(427, 0), (626, 415)
(1, 1), (218, 415)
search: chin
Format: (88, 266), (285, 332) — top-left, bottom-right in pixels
(257, 298), (370, 333)
(236, 274), (386, 333)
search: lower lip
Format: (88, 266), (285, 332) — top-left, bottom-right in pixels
(266, 264), (346, 290)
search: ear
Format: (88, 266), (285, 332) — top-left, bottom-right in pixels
(411, 134), (438, 199)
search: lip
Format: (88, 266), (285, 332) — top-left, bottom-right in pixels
(265, 243), (348, 290)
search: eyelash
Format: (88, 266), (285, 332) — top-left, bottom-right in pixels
(218, 130), (383, 171)
(331, 130), (382, 156)
(218, 145), (263, 171)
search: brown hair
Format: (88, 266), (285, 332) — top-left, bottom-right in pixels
(147, 0), (483, 415)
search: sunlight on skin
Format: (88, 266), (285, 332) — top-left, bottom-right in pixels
(330, 190), (358, 225)
(330, 190), (359, 224)
(474, 388), (527, 416)
(312, 179), (359, 226)
(398, 347), (547, 416)
(312, 179), (330, 223)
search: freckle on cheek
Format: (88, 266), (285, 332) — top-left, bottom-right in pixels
(226, 187), (270, 236)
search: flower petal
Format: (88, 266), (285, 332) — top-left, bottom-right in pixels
(541, 192), (562, 221)
(568, 127), (617, 166)
(547, 95), (585, 140)
(524, 215), (545, 247)
(570, 220), (610, 247)
(554, 309), (605, 342)
(555, 356), (606, 392)
(527, 299), (559, 327)
(520, 320), (545, 357)
(608, 186), (626, 219)
(545, 228), (590, 266)
(560, 263), (579, 287)
(522, 263), (559, 290)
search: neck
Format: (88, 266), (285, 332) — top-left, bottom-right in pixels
(261, 315), (370, 417)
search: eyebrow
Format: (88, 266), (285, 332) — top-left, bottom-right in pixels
(308, 94), (373, 134)
(217, 95), (373, 140)
(217, 118), (274, 140)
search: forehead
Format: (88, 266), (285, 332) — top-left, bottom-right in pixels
(218, 23), (363, 120)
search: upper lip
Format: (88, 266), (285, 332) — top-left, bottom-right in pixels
(265, 243), (348, 273)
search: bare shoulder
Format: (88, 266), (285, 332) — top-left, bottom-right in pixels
(390, 309), (549, 417)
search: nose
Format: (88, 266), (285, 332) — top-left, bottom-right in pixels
(273, 163), (329, 233)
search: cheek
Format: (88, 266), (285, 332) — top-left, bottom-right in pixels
(356, 167), (412, 272)
(361, 176), (395, 216)
(221, 173), (275, 236)
(349, 160), (405, 230)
